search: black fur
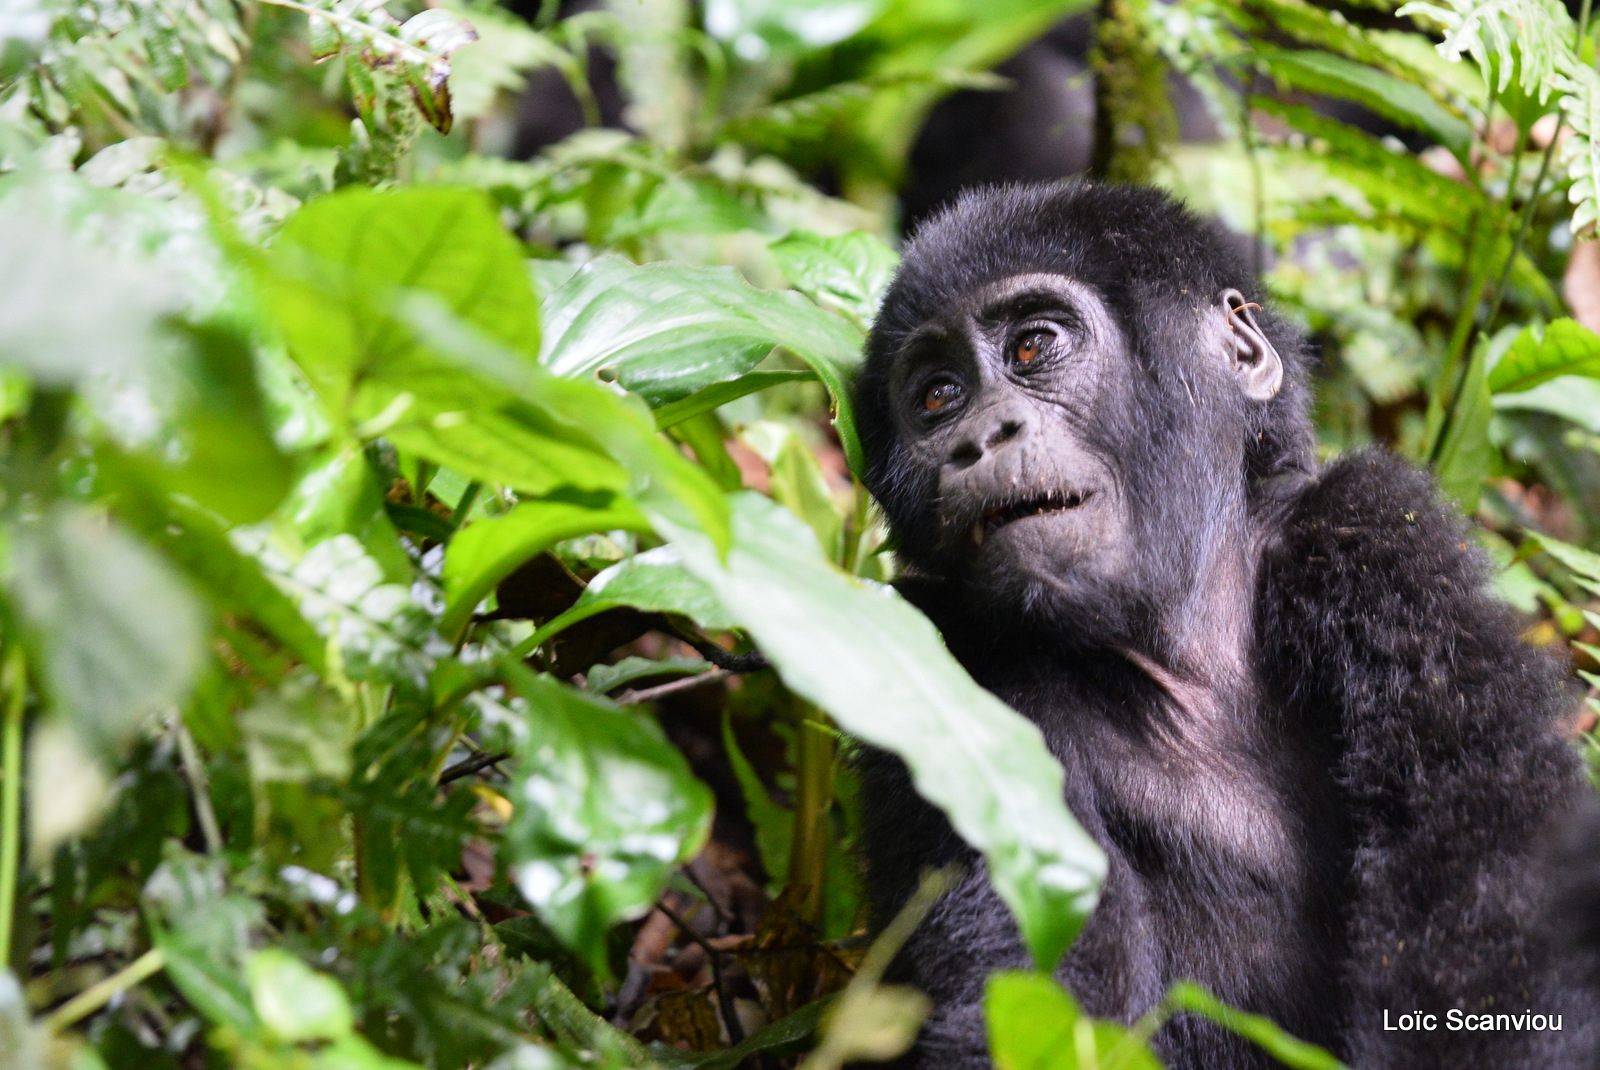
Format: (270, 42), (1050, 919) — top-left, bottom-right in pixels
(853, 181), (1595, 1069)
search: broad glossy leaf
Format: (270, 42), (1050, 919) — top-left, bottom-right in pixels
(538, 256), (868, 472)
(441, 497), (651, 639)
(656, 494), (1105, 970)
(1486, 318), (1600, 394)
(986, 972), (1161, 1070)
(265, 187), (727, 545)
(500, 663), (713, 973)
(12, 505), (206, 753)
(769, 230), (898, 329)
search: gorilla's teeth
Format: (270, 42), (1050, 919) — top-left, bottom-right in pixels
(972, 522), (985, 546)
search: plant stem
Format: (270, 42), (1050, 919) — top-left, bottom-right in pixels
(0, 647), (25, 971)
(44, 947), (166, 1033)
(788, 707), (835, 926)
(173, 715), (222, 855)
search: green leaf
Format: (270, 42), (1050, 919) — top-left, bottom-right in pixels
(248, 949), (355, 1043)
(264, 187), (728, 548)
(721, 712), (791, 887)
(500, 664), (713, 974)
(586, 656), (711, 695)
(538, 256), (868, 472)
(656, 494), (1106, 971)
(1529, 531), (1600, 586)
(11, 505), (206, 753)
(1486, 318), (1600, 393)
(985, 971), (1162, 1070)
(1165, 982), (1348, 1070)
(1434, 337), (1494, 513)
(110, 469), (328, 675)
(769, 230), (899, 329)
(0, 193), (179, 385)
(440, 497), (651, 640)
(522, 544), (739, 656)
(652, 370), (818, 430)
(1257, 49), (1472, 155)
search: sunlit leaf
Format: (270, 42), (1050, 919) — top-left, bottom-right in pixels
(538, 256), (868, 473)
(249, 949), (355, 1042)
(1486, 318), (1600, 393)
(769, 230), (899, 329)
(656, 494), (1106, 971)
(986, 971), (1162, 1070)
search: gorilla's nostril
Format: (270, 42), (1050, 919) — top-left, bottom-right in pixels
(948, 439), (982, 467)
(986, 419), (1023, 449)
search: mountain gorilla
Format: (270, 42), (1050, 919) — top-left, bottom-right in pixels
(852, 182), (1596, 1069)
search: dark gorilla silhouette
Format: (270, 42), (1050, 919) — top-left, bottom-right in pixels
(851, 181), (1597, 1069)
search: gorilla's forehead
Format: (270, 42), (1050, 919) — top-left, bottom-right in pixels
(873, 183), (1250, 357)
(892, 272), (1124, 354)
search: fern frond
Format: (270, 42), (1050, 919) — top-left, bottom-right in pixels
(1397, 0), (1572, 100)
(1555, 54), (1600, 232)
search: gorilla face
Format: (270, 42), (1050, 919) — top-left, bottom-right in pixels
(872, 269), (1283, 641)
(883, 273), (1131, 592)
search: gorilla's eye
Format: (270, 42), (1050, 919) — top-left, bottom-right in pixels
(924, 380), (963, 413)
(1014, 330), (1050, 364)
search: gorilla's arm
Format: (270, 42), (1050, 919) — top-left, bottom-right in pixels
(1260, 450), (1593, 1069)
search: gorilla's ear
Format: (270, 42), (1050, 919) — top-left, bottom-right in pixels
(1219, 288), (1282, 401)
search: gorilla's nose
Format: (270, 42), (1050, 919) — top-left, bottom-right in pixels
(946, 403), (1031, 469)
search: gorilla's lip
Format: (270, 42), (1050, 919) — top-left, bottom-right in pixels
(973, 489), (1093, 545)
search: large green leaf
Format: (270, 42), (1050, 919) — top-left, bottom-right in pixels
(499, 663), (713, 974)
(769, 230), (899, 330)
(440, 497), (652, 639)
(263, 186), (728, 547)
(656, 494), (1106, 971)
(985, 972), (1161, 1070)
(1486, 318), (1600, 394)
(537, 256), (869, 473)
(11, 505), (207, 753)
(1257, 50), (1472, 156)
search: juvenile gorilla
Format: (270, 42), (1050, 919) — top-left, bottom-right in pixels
(852, 183), (1595, 1069)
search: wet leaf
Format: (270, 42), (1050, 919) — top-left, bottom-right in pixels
(500, 663), (712, 975)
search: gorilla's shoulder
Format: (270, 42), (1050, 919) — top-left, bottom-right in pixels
(1267, 448), (1487, 608)
(1262, 448), (1573, 746)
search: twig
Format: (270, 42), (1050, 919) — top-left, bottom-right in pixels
(438, 750), (511, 785)
(616, 669), (730, 706)
(656, 899), (745, 1045)
(172, 714), (222, 855)
(45, 947), (166, 1033)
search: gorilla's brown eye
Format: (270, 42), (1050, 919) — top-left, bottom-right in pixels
(924, 381), (962, 412)
(1014, 331), (1048, 364)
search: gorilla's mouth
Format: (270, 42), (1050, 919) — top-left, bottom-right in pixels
(972, 489), (1093, 546)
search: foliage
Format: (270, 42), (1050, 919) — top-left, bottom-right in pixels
(1, 0), (1599, 1066)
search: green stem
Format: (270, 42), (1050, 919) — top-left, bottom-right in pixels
(0, 647), (24, 971)
(44, 947), (166, 1033)
(1485, 124), (1561, 331)
(173, 715), (222, 855)
(787, 708), (835, 926)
